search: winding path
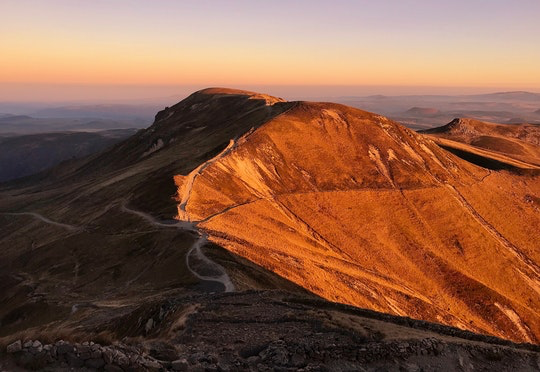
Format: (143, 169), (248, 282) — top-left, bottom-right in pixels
(1, 212), (79, 231)
(121, 204), (195, 230)
(185, 231), (235, 292)
(178, 139), (237, 221)
(3, 138), (241, 293)
(2, 206), (235, 293)
(121, 204), (235, 292)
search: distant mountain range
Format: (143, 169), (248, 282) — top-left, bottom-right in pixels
(0, 129), (138, 182)
(335, 91), (540, 129)
(0, 115), (146, 135)
(30, 103), (164, 120)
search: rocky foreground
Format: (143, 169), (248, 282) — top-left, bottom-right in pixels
(1, 291), (539, 371)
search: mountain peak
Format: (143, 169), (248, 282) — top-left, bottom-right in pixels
(420, 118), (481, 135)
(195, 87), (286, 105)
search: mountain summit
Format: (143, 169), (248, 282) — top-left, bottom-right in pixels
(174, 92), (540, 343)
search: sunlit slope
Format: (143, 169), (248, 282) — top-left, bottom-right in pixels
(176, 101), (540, 343)
(422, 118), (540, 169)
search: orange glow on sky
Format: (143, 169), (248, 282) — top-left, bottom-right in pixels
(1, 0), (540, 100)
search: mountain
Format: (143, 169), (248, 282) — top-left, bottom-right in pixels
(421, 118), (540, 169)
(175, 94), (540, 343)
(0, 88), (296, 336)
(31, 104), (162, 121)
(481, 91), (540, 102)
(0, 129), (138, 182)
(405, 106), (441, 116)
(0, 115), (147, 135)
(422, 118), (540, 145)
(0, 88), (539, 370)
(336, 92), (540, 129)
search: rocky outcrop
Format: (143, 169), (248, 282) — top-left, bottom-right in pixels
(4, 337), (540, 371)
(5, 340), (161, 371)
(2, 290), (540, 371)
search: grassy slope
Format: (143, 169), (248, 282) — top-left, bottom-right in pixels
(176, 102), (540, 343)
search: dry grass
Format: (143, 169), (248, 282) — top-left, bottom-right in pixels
(175, 102), (540, 343)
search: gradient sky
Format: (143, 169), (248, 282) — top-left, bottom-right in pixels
(2, 0), (540, 101)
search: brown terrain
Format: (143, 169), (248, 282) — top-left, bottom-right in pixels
(175, 90), (540, 344)
(421, 118), (540, 170)
(0, 88), (539, 370)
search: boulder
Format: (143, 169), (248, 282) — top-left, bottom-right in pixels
(145, 318), (154, 333)
(102, 347), (115, 364)
(29, 341), (43, 355)
(6, 340), (22, 353)
(116, 353), (130, 369)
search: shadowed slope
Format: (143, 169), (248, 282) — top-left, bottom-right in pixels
(1, 88), (293, 218)
(175, 101), (540, 343)
(0, 89), (297, 342)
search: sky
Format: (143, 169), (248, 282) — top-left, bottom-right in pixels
(1, 0), (540, 101)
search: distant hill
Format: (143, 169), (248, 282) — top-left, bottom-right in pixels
(31, 104), (163, 121)
(421, 118), (540, 169)
(0, 115), (147, 135)
(480, 91), (540, 101)
(405, 106), (441, 116)
(422, 118), (540, 146)
(0, 129), (137, 182)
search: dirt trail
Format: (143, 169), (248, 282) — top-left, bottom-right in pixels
(178, 139), (236, 220)
(121, 203), (235, 292)
(1, 212), (79, 231)
(121, 204), (195, 230)
(186, 231), (235, 292)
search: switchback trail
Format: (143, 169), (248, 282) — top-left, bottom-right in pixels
(122, 203), (235, 292)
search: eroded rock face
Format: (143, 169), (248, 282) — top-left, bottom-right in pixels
(175, 99), (540, 343)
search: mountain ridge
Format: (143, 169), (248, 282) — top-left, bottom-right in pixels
(172, 92), (540, 343)
(0, 89), (539, 370)
(421, 118), (540, 170)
